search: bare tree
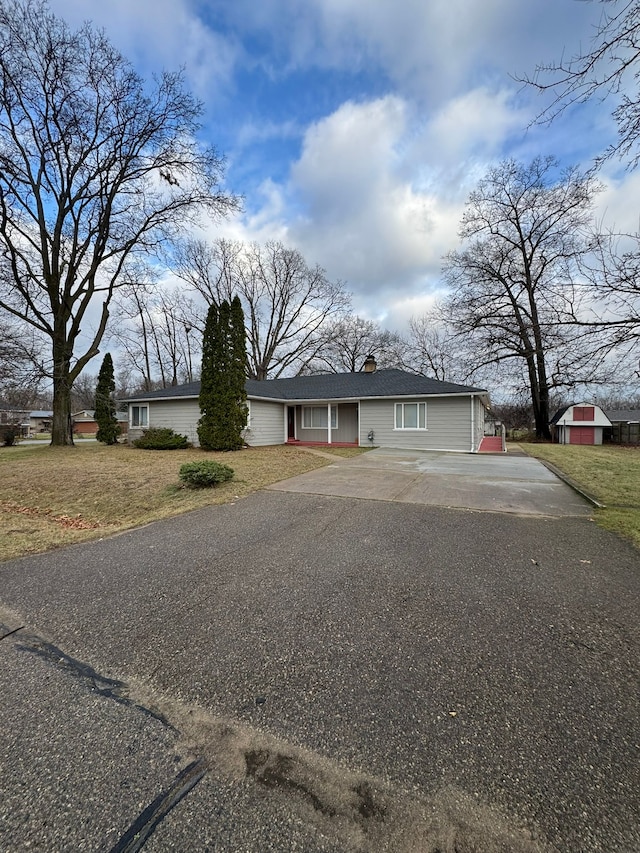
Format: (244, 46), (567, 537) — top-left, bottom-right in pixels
(579, 230), (640, 346)
(0, 311), (47, 391)
(523, 0), (640, 169)
(175, 239), (350, 379)
(405, 308), (466, 382)
(70, 373), (96, 412)
(442, 157), (604, 439)
(111, 285), (202, 390)
(0, 0), (239, 445)
(303, 314), (407, 374)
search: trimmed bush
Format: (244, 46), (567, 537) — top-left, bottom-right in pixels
(133, 428), (189, 450)
(179, 460), (234, 488)
(1, 427), (18, 446)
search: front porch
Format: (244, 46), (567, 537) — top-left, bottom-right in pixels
(286, 402), (359, 447)
(286, 438), (359, 448)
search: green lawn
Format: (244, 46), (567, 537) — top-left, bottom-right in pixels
(516, 443), (640, 548)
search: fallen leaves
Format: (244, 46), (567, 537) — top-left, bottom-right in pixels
(0, 500), (100, 530)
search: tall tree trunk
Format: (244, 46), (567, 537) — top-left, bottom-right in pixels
(51, 334), (75, 446)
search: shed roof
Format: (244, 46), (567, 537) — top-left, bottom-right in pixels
(123, 369), (488, 404)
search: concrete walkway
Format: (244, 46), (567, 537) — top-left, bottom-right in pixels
(269, 447), (592, 516)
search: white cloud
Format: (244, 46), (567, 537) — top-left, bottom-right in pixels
(49, 0), (239, 100)
(280, 97), (468, 307)
(595, 170), (640, 235)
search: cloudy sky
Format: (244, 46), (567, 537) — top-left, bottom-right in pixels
(50, 0), (638, 332)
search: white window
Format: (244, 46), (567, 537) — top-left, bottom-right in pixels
(131, 405), (148, 427)
(302, 405), (338, 429)
(395, 402), (426, 429)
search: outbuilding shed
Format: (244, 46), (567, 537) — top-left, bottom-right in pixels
(550, 403), (611, 446)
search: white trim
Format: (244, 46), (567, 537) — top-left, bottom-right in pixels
(124, 390), (490, 407)
(130, 404), (149, 428)
(393, 401), (427, 430)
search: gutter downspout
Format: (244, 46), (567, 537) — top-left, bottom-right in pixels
(470, 394), (475, 452)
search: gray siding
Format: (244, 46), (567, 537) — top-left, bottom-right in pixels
(359, 396), (474, 451)
(127, 399), (199, 445)
(245, 400), (284, 446)
(150, 399), (200, 445)
(128, 398), (285, 448)
(294, 402), (358, 443)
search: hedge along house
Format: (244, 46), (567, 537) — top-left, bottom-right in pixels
(550, 403), (612, 445)
(124, 362), (492, 453)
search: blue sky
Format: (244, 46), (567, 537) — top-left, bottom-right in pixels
(50, 0), (639, 332)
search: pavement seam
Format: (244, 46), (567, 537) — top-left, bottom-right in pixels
(108, 758), (208, 853)
(1, 619), (551, 853)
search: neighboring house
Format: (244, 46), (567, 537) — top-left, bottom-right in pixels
(0, 404), (30, 437)
(605, 410), (640, 445)
(29, 410), (53, 434)
(550, 403), (612, 445)
(124, 361), (492, 453)
(72, 410), (128, 437)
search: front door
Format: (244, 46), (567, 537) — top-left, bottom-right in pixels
(287, 406), (296, 440)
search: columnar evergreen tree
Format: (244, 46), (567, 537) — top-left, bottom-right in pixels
(94, 353), (120, 445)
(198, 297), (248, 451)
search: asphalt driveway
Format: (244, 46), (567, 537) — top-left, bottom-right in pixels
(1, 455), (638, 851)
(269, 447), (592, 516)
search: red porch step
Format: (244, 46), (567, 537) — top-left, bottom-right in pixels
(479, 436), (504, 452)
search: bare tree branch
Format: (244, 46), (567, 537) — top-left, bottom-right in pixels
(175, 239), (350, 379)
(0, 0), (240, 443)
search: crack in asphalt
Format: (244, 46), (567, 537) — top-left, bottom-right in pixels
(3, 620), (553, 853)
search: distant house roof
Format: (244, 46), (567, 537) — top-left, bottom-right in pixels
(122, 369), (488, 404)
(30, 410), (53, 418)
(607, 409), (640, 423)
(0, 403), (29, 413)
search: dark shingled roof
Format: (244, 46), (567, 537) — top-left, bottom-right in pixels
(549, 405), (571, 425)
(123, 369), (487, 403)
(606, 409), (640, 423)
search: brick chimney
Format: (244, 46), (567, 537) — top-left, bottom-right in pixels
(362, 354), (377, 373)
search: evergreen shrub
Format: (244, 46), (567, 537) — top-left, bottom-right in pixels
(179, 460), (234, 488)
(133, 428), (189, 450)
(1, 427), (18, 446)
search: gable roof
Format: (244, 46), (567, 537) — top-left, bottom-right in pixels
(123, 369), (488, 404)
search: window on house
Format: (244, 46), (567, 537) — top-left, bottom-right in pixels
(131, 405), (148, 427)
(395, 402), (426, 429)
(573, 406), (594, 421)
(302, 405), (338, 429)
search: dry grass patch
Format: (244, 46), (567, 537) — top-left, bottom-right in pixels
(517, 443), (640, 548)
(0, 443), (332, 561)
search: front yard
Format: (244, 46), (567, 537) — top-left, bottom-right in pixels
(0, 443), (362, 561)
(517, 443), (640, 549)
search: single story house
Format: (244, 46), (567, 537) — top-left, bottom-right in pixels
(72, 410), (128, 437)
(550, 403), (611, 445)
(29, 410), (53, 434)
(124, 363), (492, 453)
(605, 410), (640, 445)
(0, 405), (30, 437)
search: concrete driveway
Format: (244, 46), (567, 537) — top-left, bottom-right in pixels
(269, 447), (592, 516)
